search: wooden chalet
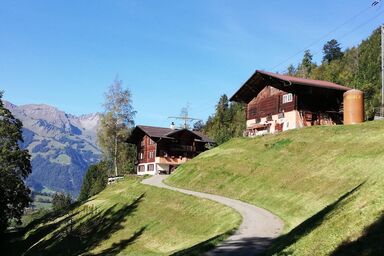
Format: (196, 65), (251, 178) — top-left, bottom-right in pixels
(126, 125), (214, 175)
(230, 70), (351, 136)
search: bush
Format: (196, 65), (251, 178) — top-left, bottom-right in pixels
(52, 193), (72, 212)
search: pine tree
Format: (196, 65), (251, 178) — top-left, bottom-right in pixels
(0, 91), (32, 232)
(323, 39), (344, 63)
(298, 50), (316, 78)
(204, 94), (245, 145)
(78, 162), (108, 201)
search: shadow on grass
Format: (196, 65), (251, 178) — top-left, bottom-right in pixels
(171, 228), (236, 256)
(26, 193), (146, 256)
(331, 213), (384, 256)
(263, 182), (365, 256)
(0, 202), (82, 255)
(91, 225), (147, 256)
(1, 194), (146, 256)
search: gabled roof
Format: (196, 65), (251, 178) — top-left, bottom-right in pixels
(126, 125), (214, 144)
(230, 70), (351, 103)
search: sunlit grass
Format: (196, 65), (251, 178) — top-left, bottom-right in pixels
(4, 177), (240, 255)
(166, 120), (384, 255)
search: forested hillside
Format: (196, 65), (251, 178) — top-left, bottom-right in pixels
(290, 28), (381, 119)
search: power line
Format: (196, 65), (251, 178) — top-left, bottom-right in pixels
(303, 8), (384, 62)
(269, 4), (378, 71)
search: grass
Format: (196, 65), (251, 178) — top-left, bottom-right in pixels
(50, 154), (71, 165)
(1, 177), (240, 256)
(166, 120), (384, 255)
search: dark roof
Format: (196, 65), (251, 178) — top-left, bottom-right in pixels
(127, 125), (214, 143)
(230, 70), (351, 103)
(137, 125), (172, 138)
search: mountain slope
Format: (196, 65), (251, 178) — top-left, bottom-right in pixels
(4, 101), (101, 196)
(166, 121), (384, 255)
(1, 177), (240, 255)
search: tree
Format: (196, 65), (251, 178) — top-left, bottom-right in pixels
(298, 50), (316, 78)
(52, 193), (72, 211)
(204, 94), (245, 145)
(98, 78), (136, 176)
(286, 64), (297, 76)
(193, 120), (204, 131)
(78, 161), (109, 201)
(296, 28), (381, 119)
(0, 91), (32, 232)
(323, 39), (343, 63)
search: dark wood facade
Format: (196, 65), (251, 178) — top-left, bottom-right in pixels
(138, 135), (156, 164)
(246, 86), (297, 120)
(127, 126), (214, 174)
(231, 70), (351, 133)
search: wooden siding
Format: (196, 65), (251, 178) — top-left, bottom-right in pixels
(136, 133), (207, 164)
(137, 135), (156, 164)
(247, 86), (296, 120)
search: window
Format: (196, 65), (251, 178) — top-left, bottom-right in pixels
(147, 164), (154, 171)
(140, 139), (145, 146)
(139, 152), (144, 160)
(149, 139), (155, 145)
(282, 93), (293, 104)
(148, 151), (155, 159)
(138, 165), (145, 172)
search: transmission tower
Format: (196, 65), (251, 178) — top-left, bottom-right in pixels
(168, 106), (201, 129)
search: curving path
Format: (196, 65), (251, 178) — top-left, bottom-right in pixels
(142, 175), (284, 256)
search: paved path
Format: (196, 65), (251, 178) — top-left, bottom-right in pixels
(142, 175), (284, 256)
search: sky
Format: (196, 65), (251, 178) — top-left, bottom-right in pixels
(0, 0), (383, 127)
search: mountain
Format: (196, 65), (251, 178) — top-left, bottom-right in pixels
(4, 101), (102, 196)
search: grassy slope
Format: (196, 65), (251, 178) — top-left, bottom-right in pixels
(166, 121), (384, 255)
(4, 177), (240, 256)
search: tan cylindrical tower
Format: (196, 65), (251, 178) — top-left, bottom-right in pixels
(343, 89), (364, 124)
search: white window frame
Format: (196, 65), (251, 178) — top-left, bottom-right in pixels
(148, 151), (154, 159)
(139, 152), (143, 160)
(282, 93), (293, 104)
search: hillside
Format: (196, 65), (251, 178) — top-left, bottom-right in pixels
(166, 121), (384, 255)
(4, 101), (101, 196)
(1, 177), (240, 255)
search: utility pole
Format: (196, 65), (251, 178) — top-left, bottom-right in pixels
(381, 24), (384, 116)
(169, 107), (201, 129)
(168, 115), (202, 129)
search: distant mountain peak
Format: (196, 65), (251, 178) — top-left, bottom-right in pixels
(3, 100), (101, 196)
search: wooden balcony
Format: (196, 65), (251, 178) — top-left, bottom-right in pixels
(155, 156), (190, 165)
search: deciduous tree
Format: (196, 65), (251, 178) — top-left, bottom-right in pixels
(0, 91), (32, 232)
(52, 193), (72, 211)
(98, 78), (136, 176)
(78, 161), (109, 201)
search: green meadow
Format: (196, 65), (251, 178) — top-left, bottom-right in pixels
(1, 177), (240, 256)
(167, 120), (384, 255)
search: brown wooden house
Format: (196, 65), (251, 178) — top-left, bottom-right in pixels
(126, 125), (214, 175)
(230, 70), (351, 136)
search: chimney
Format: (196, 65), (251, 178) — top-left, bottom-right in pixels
(170, 122), (175, 130)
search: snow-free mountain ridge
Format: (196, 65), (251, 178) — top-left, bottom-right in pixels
(4, 101), (101, 196)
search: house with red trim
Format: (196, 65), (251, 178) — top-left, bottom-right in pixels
(126, 125), (214, 175)
(230, 70), (351, 136)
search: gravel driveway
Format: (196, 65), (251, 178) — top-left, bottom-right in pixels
(142, 175), (284, 256)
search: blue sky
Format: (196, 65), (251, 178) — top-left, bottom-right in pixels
(0, 0), (383, 127)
